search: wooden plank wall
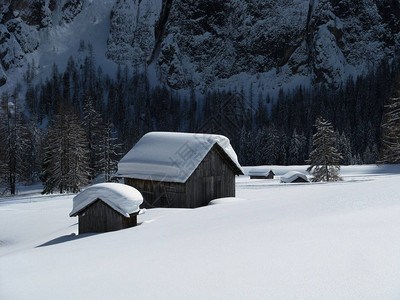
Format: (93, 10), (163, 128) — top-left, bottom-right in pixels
(186, 145), (235, 207)
(125, 178), (186, 208)
(78, 200), (137, 234)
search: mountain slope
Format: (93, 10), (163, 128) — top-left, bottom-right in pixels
(0, 0), (117, 92)
(0, 0), (399, 93)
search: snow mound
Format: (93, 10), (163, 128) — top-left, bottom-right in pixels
(70, 183), (143, 218)
(208, 197), (247, 205)
(117, 132), (243, 183)
(280, 171), (309, 183)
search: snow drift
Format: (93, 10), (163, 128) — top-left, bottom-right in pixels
(1, 166), (400, 299)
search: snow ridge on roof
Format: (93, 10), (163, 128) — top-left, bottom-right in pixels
(70, 183), (143, 218)
(117, 132), (243, 183)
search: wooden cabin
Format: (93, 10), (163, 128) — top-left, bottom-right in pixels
(70, 183), (143, 234)
(280, 171), (309, 183)
(117, 132), (244, 208)
(249, 169), (275, 179)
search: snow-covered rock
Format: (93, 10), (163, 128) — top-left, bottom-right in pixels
(0, 63), (6, 86)
(70, 183), (143, 218)
(0, 24), (24, 71)
(5, 18), (39, 53)
(61, 0), (84, 24)
(106, 0), (162, 65)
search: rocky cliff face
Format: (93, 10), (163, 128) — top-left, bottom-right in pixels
(0, 0), (85, 87)
(106, 0), (399, 90)
(1, 0), (399, 92)
(106, 0), (162, 65)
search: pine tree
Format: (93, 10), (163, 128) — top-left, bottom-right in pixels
(82, 96), (103, 180)
(363, 146), (376, 164)
(307, 116), (343, 182)
(336, 131), (352, 165)
(25, 118), (44, 183)
(265, 125), (281, 165)
(288, 129), (306, 165)
(41, 102), (90, 194)
(0, 92), (30, 194)
(97, 120), (122, 182)
(0, 124), (7, 195)
(379, 96), (400, 163)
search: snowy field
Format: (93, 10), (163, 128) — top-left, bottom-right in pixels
(1, 165), (400, 299)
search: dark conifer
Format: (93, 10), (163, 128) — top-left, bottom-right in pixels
(97, 120), (122, 182)
(379, 96), (400, 163)
(307, 116), (342, 181)
(0, 91), (30, 194)
(41, 102), (89, 194)
(82, 96), (103, 180)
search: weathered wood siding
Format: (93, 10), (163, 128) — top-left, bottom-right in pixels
(78, 200), (137, 234)
(250, 175), (268, 179)
(186, 145), (235, 207)
(125, 144), (236, 208)
(291, 177), (308, 183)
(124, 178), (186, 208)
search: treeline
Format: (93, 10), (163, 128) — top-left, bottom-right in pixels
(0, 90), (120, 195)
(0, 42), (398, 194)
(238, 60), (394, 165)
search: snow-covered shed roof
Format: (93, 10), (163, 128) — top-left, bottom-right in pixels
(116, 132), (244, 183)
(70, 183), (143, 218)
(248, 168), (274, 176)
(280, 171), (309, 183)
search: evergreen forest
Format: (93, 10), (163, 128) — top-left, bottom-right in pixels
(0, 43), (399, 194)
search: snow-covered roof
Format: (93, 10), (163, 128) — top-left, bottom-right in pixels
(280, 171), (309, 183)
(116, 132), (243, 183)
(70, 183), (143, 218)
(248, 168), (274, 176)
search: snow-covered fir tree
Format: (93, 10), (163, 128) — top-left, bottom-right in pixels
(363, 144), (379, 164)
(41, 102), (90, 194)
(25, 118), (44, 183)
(379, 95), (400, 163)
(0, 123), (7, 194)
(82, 96), (103, 180)
(307, 116), (343, 182)
(336, 131), (352, 165)
(265, 125), (281, 165)
(288, 129), (307, 165)
(97, 120), (121, 182)
(0, 91), (30, 194)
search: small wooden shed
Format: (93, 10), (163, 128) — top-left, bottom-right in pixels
(116, 132), (244, 208)
(280, 171), (309, 183)
(70, 183), (143, 234)
(249, 169), (275, 179)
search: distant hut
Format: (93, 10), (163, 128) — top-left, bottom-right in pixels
(70, 183), (143, 234)
(280, 171), (309, 183)
(116, 132), (244, 208)
(249, 169), (275, 179)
